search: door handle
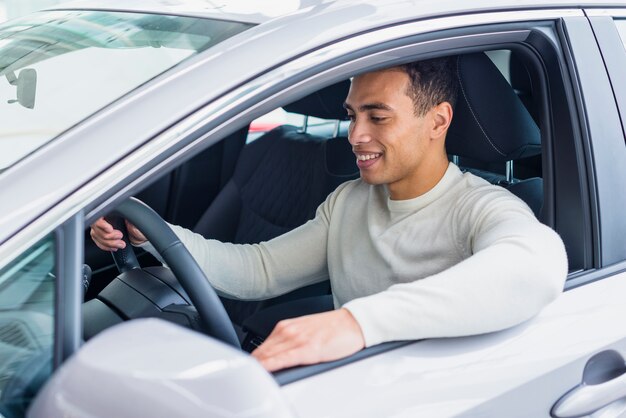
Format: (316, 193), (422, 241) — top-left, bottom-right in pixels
(552, 350), (626, 418)
(552, 372), (626, 417)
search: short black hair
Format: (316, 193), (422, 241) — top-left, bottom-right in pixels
(400, 56), (458, 116)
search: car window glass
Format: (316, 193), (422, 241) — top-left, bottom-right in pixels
(485, 50), (512, 82)
(0, 11), (252, 175)
(614, 19), (626, 50)
(247, 109), (347, 143)
(0, 235), (55, 416)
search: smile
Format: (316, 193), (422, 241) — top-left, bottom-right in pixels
(356, 153), (381, 161)
(355, 153), (382, 169)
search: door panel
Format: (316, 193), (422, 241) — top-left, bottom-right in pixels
(284, 15), (626, 418)
(283, 271), (626, 417)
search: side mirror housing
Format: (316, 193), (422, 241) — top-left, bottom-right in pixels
(28, 319), (295, 417)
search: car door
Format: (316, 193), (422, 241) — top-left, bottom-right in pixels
(273, 10), (626, 418)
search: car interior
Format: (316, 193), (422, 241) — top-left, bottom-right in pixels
(81, 48), (548, 365)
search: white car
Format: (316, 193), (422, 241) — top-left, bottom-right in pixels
(1, 0), (626, 417)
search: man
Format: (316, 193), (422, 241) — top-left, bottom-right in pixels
(91, 57), (568, 372)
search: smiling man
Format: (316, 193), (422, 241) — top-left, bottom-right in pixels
(91, 57), (567, 372)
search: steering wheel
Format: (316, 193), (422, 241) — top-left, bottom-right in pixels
(108, 197), (240, 348)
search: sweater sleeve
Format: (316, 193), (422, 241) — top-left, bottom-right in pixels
(343, 189), (568, 347)
(139, 183), (350, 300)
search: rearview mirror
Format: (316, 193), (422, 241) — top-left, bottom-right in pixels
(6, 68), (37, 109)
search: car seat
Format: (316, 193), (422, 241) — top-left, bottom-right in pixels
(447, 52), (544, 219)
(192, 81), (358, 326)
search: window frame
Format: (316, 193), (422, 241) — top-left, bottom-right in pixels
(85, 20), (592, 269)
(80, 17), (596, 381)
(560, 11), (626, 288)
(53, 213), (83, 367)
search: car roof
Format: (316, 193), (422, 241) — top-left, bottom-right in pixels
(47, 0), (626, 25)
(45, 0), (305, 24)
(0, 0), (623, 250)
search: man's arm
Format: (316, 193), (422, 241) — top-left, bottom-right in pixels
(161, 216), (330, 300)
(251, 201), (566, 371)
(133, 180), (355, 300)
(343, 202), (567, 347)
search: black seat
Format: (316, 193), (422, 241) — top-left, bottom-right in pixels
(447, 52), (544, 219)
(193, 81), (358, 325)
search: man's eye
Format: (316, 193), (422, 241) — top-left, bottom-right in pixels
(371, 116), (388, 123)
(347, 114), (356, 121)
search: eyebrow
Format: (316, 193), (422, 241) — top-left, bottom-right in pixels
(343, 102), (393, 112)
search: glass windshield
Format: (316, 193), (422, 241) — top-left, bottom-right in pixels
(0, 235), (55, 416)
(0, 10), (252, 174)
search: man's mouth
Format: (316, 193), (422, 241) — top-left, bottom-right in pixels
(355, 152), (382, 168)
(356, 153), (381, 161)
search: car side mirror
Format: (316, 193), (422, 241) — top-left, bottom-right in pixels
(6, 68), (37, 109)
(28, 319), (296, 417)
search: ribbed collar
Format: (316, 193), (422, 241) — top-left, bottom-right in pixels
(386, 163), (462, 212)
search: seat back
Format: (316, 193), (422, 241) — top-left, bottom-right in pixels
(447, 52), (544, 219)
(194, 127), (356, 244)
(194, 81), (357, 324)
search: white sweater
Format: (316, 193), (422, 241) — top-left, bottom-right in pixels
(147, 163), (568, 347)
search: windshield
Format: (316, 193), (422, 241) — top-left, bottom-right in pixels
(0, 10), (252, 174)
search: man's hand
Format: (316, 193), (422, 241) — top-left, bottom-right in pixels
(251, 308), (365, 372)
(90, 217), (147, 251)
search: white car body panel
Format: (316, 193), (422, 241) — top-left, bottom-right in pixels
(28, 319), (295, 418)
(29, 271), (626, 417)
(282, 271), (626, 417)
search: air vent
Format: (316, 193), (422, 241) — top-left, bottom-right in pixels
(0, 320), (36, 350)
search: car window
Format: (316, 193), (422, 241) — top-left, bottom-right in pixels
(613, 19), (626, 50)
(0, 10), (252, 175)
(0, 235), (55, 416)
(247, 109), (348, 143)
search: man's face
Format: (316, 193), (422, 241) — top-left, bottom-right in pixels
(344, 69), (435, 196)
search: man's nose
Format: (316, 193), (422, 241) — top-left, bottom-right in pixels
(347, 119), (372, 146)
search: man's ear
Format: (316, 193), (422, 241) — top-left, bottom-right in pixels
(430, 101), (453, 139)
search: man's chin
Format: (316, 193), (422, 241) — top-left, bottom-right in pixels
(359, 173), (385, 185)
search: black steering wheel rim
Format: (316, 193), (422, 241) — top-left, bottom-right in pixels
(110, 197), (240, 348)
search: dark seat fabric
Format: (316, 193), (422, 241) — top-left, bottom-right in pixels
(194, 81), (357, 325)
(241, 295), (334, 352)
(447, 52), (544, 219)
(84, 127), (248, 300)
(195, 127), (356, 244)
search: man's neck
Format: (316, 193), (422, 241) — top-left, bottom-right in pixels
(387, 157), (450, 200)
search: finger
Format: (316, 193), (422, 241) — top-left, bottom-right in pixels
(257, 347), (314, 372)
(251, 320), (299, 358)
(90, 229), (125, 246)
(92, 217), (114, 233)
(251, 336), (295, 361)
(125, 221), (146, 244)
(92, 223), (122, 239)
(90, 228), (126, 250)
(91, 228), (124, 246)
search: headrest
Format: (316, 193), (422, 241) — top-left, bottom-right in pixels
(283, 80), (350, 120)
(447, 53), (541, 162)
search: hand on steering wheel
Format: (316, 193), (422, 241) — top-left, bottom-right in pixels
(90, 217), (146, 251)
(95, 197), (240, 348)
